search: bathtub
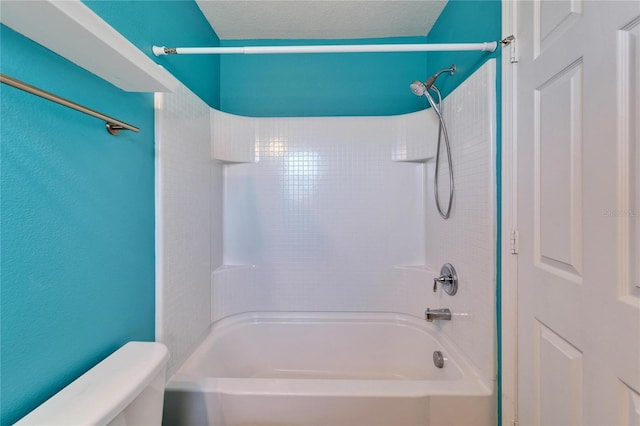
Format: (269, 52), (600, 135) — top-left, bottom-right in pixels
(163, 312), (494, 426)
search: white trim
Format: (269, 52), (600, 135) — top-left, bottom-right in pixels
(501, 0), (519, 425)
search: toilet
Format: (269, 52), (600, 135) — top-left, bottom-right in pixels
(15, 342), (170, 425)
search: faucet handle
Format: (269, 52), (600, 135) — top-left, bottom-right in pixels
(433, 275), (450, 292)
(432, 263), (458, 296)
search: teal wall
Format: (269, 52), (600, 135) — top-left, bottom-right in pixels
(83, 0), (221, 108)
(0, 2), (219, 424)
(220, 37), (429, 117)
(0, 26), (155, 425)
(219, 1), (500, 117)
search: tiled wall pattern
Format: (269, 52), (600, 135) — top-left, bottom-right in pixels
(155, 83), (223, 377)
(424, 60), (497, 382)
(217, 116), (427, 318)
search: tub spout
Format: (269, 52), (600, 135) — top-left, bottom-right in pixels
(425, 308), (452, 322)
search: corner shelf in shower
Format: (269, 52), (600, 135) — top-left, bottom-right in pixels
(212, 265), (256, 284)
(390, 109), (439, 162)
(393, 265), (437, 273)
(213, 265), (255, 273)
(211, 110), (256, 163)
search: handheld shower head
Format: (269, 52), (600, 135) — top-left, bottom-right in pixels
(410, 80), (427, 96)
(409, 64), (457, 220)
(410, 64), (456, 96)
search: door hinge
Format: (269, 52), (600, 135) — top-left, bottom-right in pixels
(512, 420), (519, 426)
(510, 229), (519, 255)
(501, 35), (518, 64)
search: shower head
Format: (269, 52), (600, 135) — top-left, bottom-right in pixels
(410, 64), (456, 96)
(410, 80), (427, 96)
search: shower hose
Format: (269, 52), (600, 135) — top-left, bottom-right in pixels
(424, 85), (454, 219)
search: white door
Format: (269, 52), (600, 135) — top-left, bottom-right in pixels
(516, 1), (640, 425)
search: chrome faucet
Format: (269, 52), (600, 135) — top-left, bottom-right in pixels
(433, 263), (458, 296)
(425, 308), (452, 322)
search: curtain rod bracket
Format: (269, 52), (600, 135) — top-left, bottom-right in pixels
(500, 35), (515, 46)
(153, 46), (176, 56)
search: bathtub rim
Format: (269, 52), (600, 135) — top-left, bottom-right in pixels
(167, 311), (494, 398)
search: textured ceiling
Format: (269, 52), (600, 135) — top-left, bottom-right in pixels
(195, 1), (448, 40)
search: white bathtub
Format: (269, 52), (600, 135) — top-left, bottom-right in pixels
(163, 312), (495, 426)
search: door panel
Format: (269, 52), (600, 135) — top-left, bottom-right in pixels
(618, 17), (640, 299)
(618, 381), (640, 425)
(536, 59), (583, 279)
(517, 1), (640, 425)
(535, 0), (583, 57)
(536, 320), (583, 426)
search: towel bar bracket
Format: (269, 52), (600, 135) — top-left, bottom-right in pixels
(106, 123), (124, 135)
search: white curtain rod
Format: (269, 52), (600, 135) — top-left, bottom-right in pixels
(152, 41), (498, 56)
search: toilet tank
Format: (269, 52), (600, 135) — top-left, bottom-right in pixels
(15, 342), (170, 426)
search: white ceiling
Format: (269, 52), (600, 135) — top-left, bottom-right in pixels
(195, 1), (448, 40)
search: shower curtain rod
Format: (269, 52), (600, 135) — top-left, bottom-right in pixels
(0, 73), (139, 135)
(152, 41), (498, 56)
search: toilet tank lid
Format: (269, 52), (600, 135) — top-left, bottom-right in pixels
(15, 341), (170, 425)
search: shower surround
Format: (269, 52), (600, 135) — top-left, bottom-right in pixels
(216, 111), (428, 316)
(155, 59), (496, 423)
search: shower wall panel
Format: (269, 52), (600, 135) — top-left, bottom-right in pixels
(218, 116), (428, 318)
(155, 83), (223, 376)
(424, 59), (497, 383)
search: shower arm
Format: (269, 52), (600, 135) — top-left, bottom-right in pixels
(152, 42), (498, 56)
